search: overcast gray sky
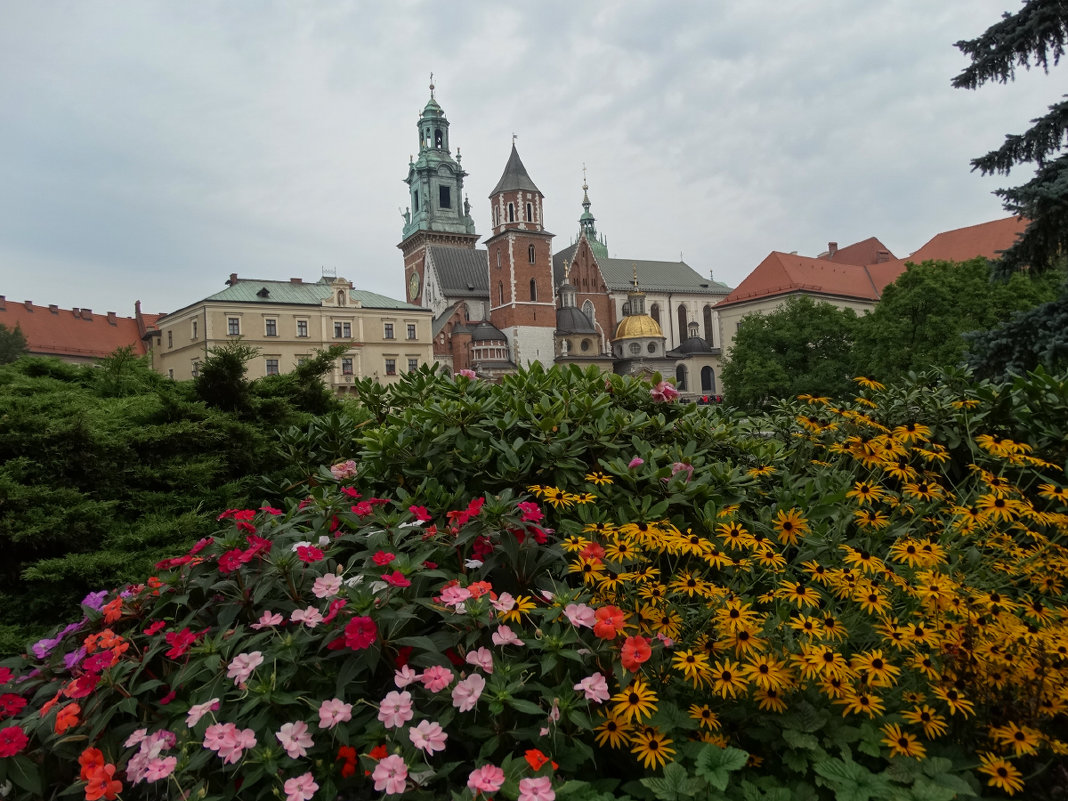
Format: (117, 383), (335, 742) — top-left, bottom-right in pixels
(0, 1), (1057, 317)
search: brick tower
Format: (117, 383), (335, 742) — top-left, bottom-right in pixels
(484, 142), (556, 367)
(398, 78), (479, 306)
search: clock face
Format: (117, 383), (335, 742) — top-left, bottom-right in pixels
(408, 271), (421, 299)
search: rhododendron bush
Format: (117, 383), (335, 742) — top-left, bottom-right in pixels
(0, 367), (1067, 799)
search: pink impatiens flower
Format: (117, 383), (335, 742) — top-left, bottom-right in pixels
(408, 719), (448, 754)
(563, 603), (596, 628)
(451, 673), (486, 713)
(378, 691), (414, 729)
(317, 697), (352, 729)
(284, 772), (319, 801)
(491, 625), (524, 647)
(312, 574), (343, 599)
(372, 754), (408, 794)
(329, 460), (358, 480)
(519, 776), (556, 801)
(573, 673), (610, 704)
(465, 647), (494, 674)
(144, 756), (177, 782)
(276, 720), (314, 759)
(649, 380), (680, 402)
(290, 607), (324, 628)
(226, 651), (264, 686)
(468, 764), (506, 795)
(420, 665), (453, 692)
(628, 457), (645, 469)
(250, 610), (284, 630)
(185, 698), (220, 728)
(394, 665), (422, 688)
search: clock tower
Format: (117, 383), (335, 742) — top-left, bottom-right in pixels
(398, 78), (480, 306)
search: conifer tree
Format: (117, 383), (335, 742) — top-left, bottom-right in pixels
(953, 1), (1068, 274)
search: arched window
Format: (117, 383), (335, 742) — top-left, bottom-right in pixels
(496, 251), (501, 269)
(493, 207), (499, 226)
(462, 304), (470, 322)
(528, 244), (535, 263)
(434, 128), (443, 148)
(676, 364), (688, 391)
(703, 305), (715, 345)
(529, 279), (537, 301)
(526, 202), (533, 221)
(677, 305), (688, 343)
(582, 299), (595, 323)
(701, 366), (715, 393)
(498, 282), (504, 305)
(649, 303), (660, 325)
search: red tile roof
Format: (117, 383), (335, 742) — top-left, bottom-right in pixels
(819, 237), (895, 266)
(716, 251), (883, 309)
(0, 296), (154, 361)
(718, 217), (1028, 309)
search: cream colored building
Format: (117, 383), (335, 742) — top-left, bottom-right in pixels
(151, 273), (433, 393)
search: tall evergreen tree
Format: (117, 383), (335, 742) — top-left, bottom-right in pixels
(953, 1), (1068, 274)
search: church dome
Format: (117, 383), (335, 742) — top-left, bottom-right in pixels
(614, 315), (663, 340)
(470, 321), (508, 342)
(675, 335), (713, 354)
(556, 306), (597, 333)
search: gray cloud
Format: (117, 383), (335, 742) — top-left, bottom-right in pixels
(0, 1), (1054, 316)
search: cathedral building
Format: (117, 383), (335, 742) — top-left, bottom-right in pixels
(398, 84), (733, 395)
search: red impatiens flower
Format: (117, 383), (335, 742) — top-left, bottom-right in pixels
(296, 546), (324, 564)
(408, 505), (432, 522)
(372, 551), (396, 566)
(144, 620), (166, 636)
(580, 543), (606, 562)
(381, 570), (411, 588)
(322, 598), (347, 623)
(101, 597), (123, 624)
(79, 747), (105, 779)
(337, 745), (358, 778)
(0, 667), (13, 686)
(164, 627), (203, 659)
(0, 725), (28, 757)
(62, 674), (99, 700)
(593, 605), (625, 639)
(0, 693), (26, 720)
(84, 761), (123, 801)
(524, 748), (557, 771)
(344, 617), (377, 650)
(218, 548), (250, 574)
(54, 702), (81, 734)
(620, 635), (652, 672)
(516, 501), (544, 522)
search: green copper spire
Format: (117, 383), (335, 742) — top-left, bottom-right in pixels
(576, 166), (608, 260)
(401, 78), (477, 240)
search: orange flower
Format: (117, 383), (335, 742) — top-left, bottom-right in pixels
(594, 606), (625, 639)
(55, 702), (81, 734)
(524, 748), (558, 771)
(100, 597), (123, 624)
(467, 581), (493, 599)
(620, 635), (652, 672)
(84, 762), (122, 801)
(78, 747), (105, 781)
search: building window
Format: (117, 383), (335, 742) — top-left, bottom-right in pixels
(508, 203), (515, 222)
(167, 330), (173, 349)
(341, 357), (353, 375)
(496, 251), (501, 269)
(581, 338), (591, 352)
(629, 342), (641, 355)
(296, 320), (308, 337)
(227, 317), (240, 336)
(703, 305), (715, 345)
(408, 358), (418, 372)
(385, 358), (396, 376)
(498, 282), (504, 305)
(191, 319), (198, 339)
(384, 323), (395, 339)
(701, 366), (714, 392)
(334, 321), (352, 338)
(677, 305), (688, 343)
(676, 364), (688, 391)
(439, 186), (451, 209)
(526, 202), (533, 221)
(414, 191), (420, 212)
(407, 323), (417, 340)
(192, 361), (200, 378)
(493, 206), (499, 226)
(648, 342), (657, 354)
(265, 319), (277, 337)
(266, 359), (279, 376)
(528, 244), (535, 263)
(529, 278), (538, 301)
(650, 303), (660, 325)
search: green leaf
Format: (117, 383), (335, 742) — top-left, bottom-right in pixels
(4, 754), (42, 797)
(694, 745), (748, 791)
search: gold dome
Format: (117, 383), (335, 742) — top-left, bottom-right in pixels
(614, 314), (664, 340)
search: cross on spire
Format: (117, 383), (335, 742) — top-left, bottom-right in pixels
(429, 71), (435, 98)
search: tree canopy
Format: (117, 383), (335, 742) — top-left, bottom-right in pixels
(953, 1), (1068, 273)
(720, 296), (859, 408)
(0, 323), (27, 365)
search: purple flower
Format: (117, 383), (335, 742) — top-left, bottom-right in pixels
(81, 590), (109, 611)
(63, 647), (87, 671)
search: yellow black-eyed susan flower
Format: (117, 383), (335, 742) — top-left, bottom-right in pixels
(977, 752), (1025, 795)
(611, 677), (658, 724)
(630, 727), (675, 769)
(880, 723), (927, 759)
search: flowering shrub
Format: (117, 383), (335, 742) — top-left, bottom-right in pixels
(1, 368), (1067, 799)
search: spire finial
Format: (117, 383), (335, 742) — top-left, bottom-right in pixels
(582, 162), (588, 191)
(632, 263), (639, 289)
(429, 72), (435, 98)
(512, 132), (517, 145)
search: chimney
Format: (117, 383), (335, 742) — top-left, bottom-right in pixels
(227, 273), (238, 285)
(0, 295), (5, 309)
(82, 308), (93, 320)
(107, 311), (117, 325)
(876, 250), (890, 263)
(24, 300), (33, 311)
(827, 242), (838, 257)
(72, 308), (80, 318)
(290, 277), (303, 284)
(49, 304), (58, 314)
